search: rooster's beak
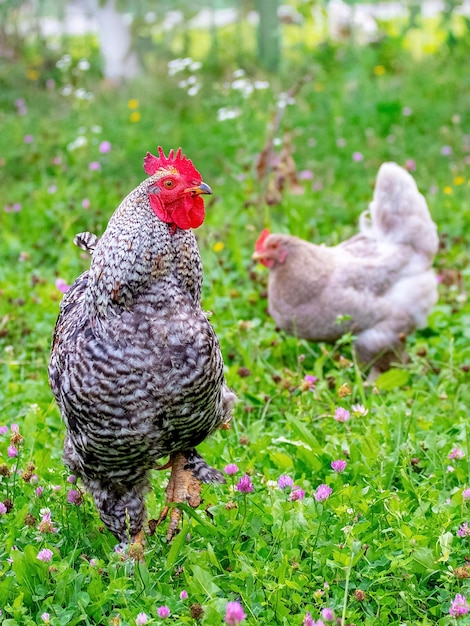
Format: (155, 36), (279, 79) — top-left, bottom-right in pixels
(184, 182), (213, 196)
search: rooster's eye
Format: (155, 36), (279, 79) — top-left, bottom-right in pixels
(163, 180), (175, 189)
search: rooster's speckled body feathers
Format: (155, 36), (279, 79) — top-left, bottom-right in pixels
(49, 149), (235, 543)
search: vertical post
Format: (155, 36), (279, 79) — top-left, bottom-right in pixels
(256, 0), (280, 72)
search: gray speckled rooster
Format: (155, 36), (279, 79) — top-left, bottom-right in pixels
(49, 147), (236, 547)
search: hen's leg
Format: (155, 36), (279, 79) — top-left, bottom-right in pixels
(156, 449), (225, 541)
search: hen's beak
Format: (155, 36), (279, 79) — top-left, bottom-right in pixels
(184, 182), (213, 196)
(252, 250), (264, 261)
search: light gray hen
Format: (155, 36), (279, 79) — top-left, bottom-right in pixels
(49, 147), (235, 546)
(253, 162), (439, 374)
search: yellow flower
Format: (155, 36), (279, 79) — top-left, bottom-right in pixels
(454, 176), (465, 186)
(129, 111), (141, 123)
(212, 242), (224, 253)
(374, 65), (385, 76)
(128, 99), (139, 109)
(443, 186), (453, 195)
(314, 83), (324, 92)
(26, 68), (40, 81)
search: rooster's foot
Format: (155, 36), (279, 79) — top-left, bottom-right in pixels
(155, 451), (203, 542)
(155, 450), (226, 542)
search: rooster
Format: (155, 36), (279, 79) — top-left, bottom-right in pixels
(49, 147), (235, 546)
(253, 162), (438, 373)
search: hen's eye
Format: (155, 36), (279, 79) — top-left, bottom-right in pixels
(163, 180), (175, 189)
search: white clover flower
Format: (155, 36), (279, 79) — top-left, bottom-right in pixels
(77, 58), (90, 71)
(278, 92), (296, 108)
(217, 107), (240, 122)
(67, 136), (88, 151)
(74, 88), (93, 101)
(168, 57), (193, 76)
(168, 61), (183, 77)
(351, 404), (368, 416)
(60, 84), (73, 96)
(56, 54), (71, 69)
(189, 61), (202, 71)
(254, 80), (270, 89)
(231, 78), (254, 97)
(187, 85), (200, 97)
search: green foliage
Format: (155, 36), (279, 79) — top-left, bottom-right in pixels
(1, 8), (470, 626)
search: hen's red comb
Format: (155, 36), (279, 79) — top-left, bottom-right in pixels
(143, 146), (201, 180)
(255, 228), (271, 253)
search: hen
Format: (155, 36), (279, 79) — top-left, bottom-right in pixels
(49, 147), (235, 546)
(253, 162), (438, 372)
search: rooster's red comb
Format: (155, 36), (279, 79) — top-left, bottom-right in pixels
(255, 228), (271, 253)
(143, 147), (201, 180)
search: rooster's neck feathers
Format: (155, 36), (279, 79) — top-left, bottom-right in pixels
(85, 179), (202, 319)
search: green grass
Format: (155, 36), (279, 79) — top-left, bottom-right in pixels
(1, 13), (470, 626)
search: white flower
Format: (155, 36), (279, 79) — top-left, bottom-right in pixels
(60, 84), (73, 96)
(231, 78), (254, 97)
(168, 57), (193, 76)
(77, 58), (90, 71)
(217, 107), (240, 122)
(56, 54), (71, 69)
(351, 404), (368, 416)
(278, 92), (296, 108)
(67, 136), (88, 151)
(74, 88), (93, 101)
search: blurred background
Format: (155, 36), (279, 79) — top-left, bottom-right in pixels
(2, 0), (469, 80)
(1, 0), (469, 373)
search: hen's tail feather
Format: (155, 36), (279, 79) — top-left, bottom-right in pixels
(359, 162), (438, 262)
(74, 231), (99, 255)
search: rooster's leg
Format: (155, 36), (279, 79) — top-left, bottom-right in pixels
(156, 449), (225, 542)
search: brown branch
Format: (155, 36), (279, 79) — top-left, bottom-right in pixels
(256, 73), (314, 205)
